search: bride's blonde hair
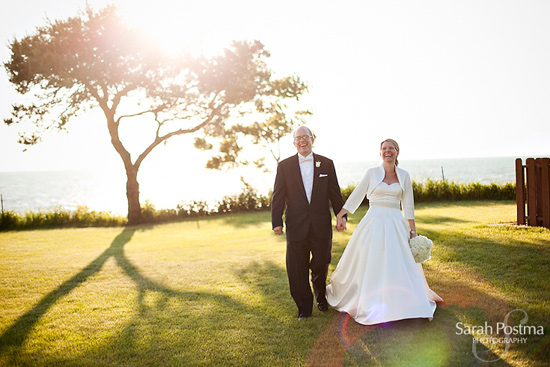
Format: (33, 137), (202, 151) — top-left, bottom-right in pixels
(380, 138), (400, 166)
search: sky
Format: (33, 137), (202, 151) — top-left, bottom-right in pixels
(1, 0), (549, 174)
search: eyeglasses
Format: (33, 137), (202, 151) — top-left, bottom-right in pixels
(294, 135), (312, 142)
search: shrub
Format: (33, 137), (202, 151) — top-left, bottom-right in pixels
(0, 211), (20, 231)
(217, 182), (270, 214)
(176, 200), (212, 218)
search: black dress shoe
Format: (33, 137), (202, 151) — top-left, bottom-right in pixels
(317, 302), (329, 312)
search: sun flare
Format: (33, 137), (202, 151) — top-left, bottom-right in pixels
(119, 1), (243, 57)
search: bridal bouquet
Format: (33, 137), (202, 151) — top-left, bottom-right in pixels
(409, 235), (433, 263)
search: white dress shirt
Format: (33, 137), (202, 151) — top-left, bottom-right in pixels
(298, 152), (314, 203)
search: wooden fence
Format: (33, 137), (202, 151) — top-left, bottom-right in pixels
(516, 158), (550, 228)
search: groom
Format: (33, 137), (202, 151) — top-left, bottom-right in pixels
(271, 126), (346, 319)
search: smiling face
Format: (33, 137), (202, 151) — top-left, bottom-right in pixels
(293, 126), (314, 157)
(380, 140), (399, 164)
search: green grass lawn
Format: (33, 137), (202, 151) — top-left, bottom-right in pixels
(0, 201), (548, 366)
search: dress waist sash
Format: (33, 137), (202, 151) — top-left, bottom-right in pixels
(369, 200), (400, 209)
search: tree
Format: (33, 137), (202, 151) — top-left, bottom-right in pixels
(4, 5), (308, 224)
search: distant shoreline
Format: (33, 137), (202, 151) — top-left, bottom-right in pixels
(0, 156), (534, 214)
(0, 154), (547, 174)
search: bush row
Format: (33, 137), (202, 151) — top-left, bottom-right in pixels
(412, 179), (516, 202)
(1, 179), (515, 231)
(0, 205), (126, 231)
(139, 183), (270, 224)
(0, 184), (271, 231)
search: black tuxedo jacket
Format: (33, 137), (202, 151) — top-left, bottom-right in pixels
(271, 153), (345, 242)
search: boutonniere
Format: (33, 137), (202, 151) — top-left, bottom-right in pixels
(316, 161), (321, 168)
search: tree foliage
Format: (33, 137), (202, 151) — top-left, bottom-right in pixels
(4, 5), (309, 223)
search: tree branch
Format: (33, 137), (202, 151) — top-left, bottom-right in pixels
(133, 104), (222, 169)
(111, 84), (134, 111)
(115, 108), (159, 124)
(86, 83), (109, 114)
(85, 82), (133, 167)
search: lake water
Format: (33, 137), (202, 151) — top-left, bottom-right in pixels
(0, 156), (532, 215)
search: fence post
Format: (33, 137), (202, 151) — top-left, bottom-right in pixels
(515, 159), (525, 225)
(526, 158), (537, 226)
(518, 157), (550, 229)
(541, 158), (550, 228)
(535, 159), (543, 225)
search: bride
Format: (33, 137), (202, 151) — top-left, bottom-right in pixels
(326, 138), (443, 325)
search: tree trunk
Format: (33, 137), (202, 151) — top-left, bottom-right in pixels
(126, 165), (141, 225)
(102, 109), (142, 225)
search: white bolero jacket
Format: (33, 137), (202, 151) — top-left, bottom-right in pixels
(343, 165), (415, 220)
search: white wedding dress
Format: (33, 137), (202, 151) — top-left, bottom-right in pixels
(326, 182), (436, 325)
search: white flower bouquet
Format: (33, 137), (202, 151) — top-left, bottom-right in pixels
(409, 235), (433, 263)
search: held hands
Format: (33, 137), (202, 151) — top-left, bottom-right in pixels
(336, 216), (347, 232)
(336, 208), (349, 232)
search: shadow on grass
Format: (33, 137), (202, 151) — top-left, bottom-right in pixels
(414, 215), (472, 225)
(2, 210), (548, 366)
(0, 226), (340, 366)
(0, 228), (137, 353)
(321, 202), (548, 366)
(419, 226), (550, 365)
(422, 226), (550, 316)
(308, 306), (512, 367)
(0, 227), (268, 366)
(317, 224), (548, 366)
